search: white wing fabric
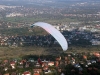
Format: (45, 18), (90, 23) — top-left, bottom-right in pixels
(32, 22), (68, 51)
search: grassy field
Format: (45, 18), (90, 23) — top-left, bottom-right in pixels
(0, 46), (62, 59)
(0, 46), (100, 59)
(2, 16), (78, 24)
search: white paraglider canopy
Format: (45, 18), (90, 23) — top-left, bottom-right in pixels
(31, 22), (68, 51)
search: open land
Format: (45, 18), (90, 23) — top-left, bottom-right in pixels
(0, 46), (100, 59)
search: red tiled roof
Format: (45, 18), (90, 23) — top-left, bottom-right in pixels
(10, 61), (16, 65)
(56, 57), (61, 61)
(23, 71), (31, 75)
(43, 66), (48, 70)
(4, 60), (8, 63)
(33, 69), (42, 73)
(4, 73), (9, 75)
(48, 62), (54, 66)
(33, 73), (40, 75)
(55, 61), (59, 67)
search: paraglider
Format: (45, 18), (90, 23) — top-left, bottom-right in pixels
(31, 22), (68, 51)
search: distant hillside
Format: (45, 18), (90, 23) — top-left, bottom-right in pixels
(1, 0), (100, 3)
(0, 0), (100, 5)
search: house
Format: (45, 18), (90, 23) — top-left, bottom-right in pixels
(74, 63), (81, 68)
(10, 61), (16, 66)
(91, 40), (100, 45)
(19, 59), (27, 65)
(42, 62), (48, 67)
(34, 62), (41, 67)
(3, 60), (8, 63)
(56, 57), (61, 61)
(44, 69), (51, 74)
(48, 61), (54, 66)
(33, 73), (40, 75)
(93, 52), (100, 57)
(10, 61), (16, 69)
(55, 61), (59, 67)
(4, 73), (9, 75)
(43, 66), (48, 71)
(4, 67), (8, 71)
(33, 69), (42, 73)
(22, 71), (31, 75)
(83, 55), (87, 59)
